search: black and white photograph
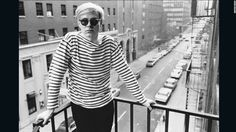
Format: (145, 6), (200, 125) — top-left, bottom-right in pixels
(19, 0), (219, 132)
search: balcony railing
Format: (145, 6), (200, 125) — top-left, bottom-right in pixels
(33, 97), (219, 132)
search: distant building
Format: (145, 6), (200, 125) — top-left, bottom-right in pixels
(163, 0), (191, 32)
(135, 0), (167, 54)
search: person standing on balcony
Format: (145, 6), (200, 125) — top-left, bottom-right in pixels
(36, 2), (155, 132)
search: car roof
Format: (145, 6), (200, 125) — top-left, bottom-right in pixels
(173, 68), (182, 72)
(159, 87), (172, 94)
(178, 60), (188, 63)
(166, 78), (177, 82)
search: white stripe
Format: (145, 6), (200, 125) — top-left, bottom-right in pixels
(158, 67), (165, 74)
(112, 111), (127, 129)
(142, 82), (152, 92)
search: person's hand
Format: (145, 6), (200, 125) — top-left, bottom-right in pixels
(35, 109), (54, 126)
(142, 98), (156, 111)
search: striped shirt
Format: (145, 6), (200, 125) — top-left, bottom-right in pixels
(47, 31), (147, 109)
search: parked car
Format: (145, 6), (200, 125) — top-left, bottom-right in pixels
(170, 69), (183, 79)
(56, 116), (76, 132)
(175, 60), (188, 70)
(175, 63), (184, 70)
(183, 52), (192, 59)
(159, 50), (168, 56)
(155, 87), (173, 105)
(146, 59), (156, 67)
(164, 77), (178, 90)
(111, 88), (120, 97)
(146, 55), (161, 67)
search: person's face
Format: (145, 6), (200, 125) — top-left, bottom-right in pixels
(77, 11), (101, 40)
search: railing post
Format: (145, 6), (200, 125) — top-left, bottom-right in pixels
(114, 100), (118, 132)
(147, 108), (151, 132)
(207, 119), (212, 132)
(165, 110), (169, 132)
(51, 115), (56, 132)
(64, 109), (69, 132)
(130, 104), (134, 132)
(184, 114), (190, 132)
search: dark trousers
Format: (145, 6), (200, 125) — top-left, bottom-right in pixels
(71, 101), (114, 132)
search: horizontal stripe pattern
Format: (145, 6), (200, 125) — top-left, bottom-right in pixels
(47, 31), (147, 109)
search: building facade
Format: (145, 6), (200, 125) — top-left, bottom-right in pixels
(19, 31), (119, 129)
(19, 0), (118, 45)
(163, 0), (191, 32)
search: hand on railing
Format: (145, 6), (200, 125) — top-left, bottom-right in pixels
(32, 119), (48, 132)
(35, 109), (54, 127)
(142, 98), (156, 111)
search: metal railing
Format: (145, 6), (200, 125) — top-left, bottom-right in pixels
(33, 97), (219, 132)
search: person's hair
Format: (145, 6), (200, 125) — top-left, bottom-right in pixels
(75, 2), (104, 21)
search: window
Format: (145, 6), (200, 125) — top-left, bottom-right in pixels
(113, 8), (116, 15)
(46, 3), (53, 17)
(48, 29), (55, 39)
(19, 31), (28, 45)
(46, 54), (53, 71)
(73, 5), (77, 16)
(102, 24), (105, 32)
(107, 8), (110, 16)
(61, 4), (67, 16)
(19, 1), (25, 16)
(38, 29), (46, 41)
(36, 3), (43, 16)
(113, 23), (116, 30)
(108, 24), (111, 31)
(26, 92), (37, 115)
(62, 27), (68, 36)
(22, 59), (33, 79)
(74, 26), (79, 31)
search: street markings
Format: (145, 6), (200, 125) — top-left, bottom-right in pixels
(143, 66), (166, 92)
(158, 67), (165, 74)
(142, 82), (152, 92)
(118, 111), (127, 121)
(112, 111), (127, 129)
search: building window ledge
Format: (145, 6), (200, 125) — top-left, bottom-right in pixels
(37, 16), (44, 18)
(19, 16), (26, 18)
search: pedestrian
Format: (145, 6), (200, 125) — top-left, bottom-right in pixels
(35, 2), (155, 132)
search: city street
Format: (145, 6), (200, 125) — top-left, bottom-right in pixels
(111, 30), (190, 132)
(21, 21), (208, 132)
(110, 22), (207, 132)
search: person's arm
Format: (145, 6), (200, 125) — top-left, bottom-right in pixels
(47, 34), (72, 110)
(36, 34), (72, 126)
(110, 38), (147, 104)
